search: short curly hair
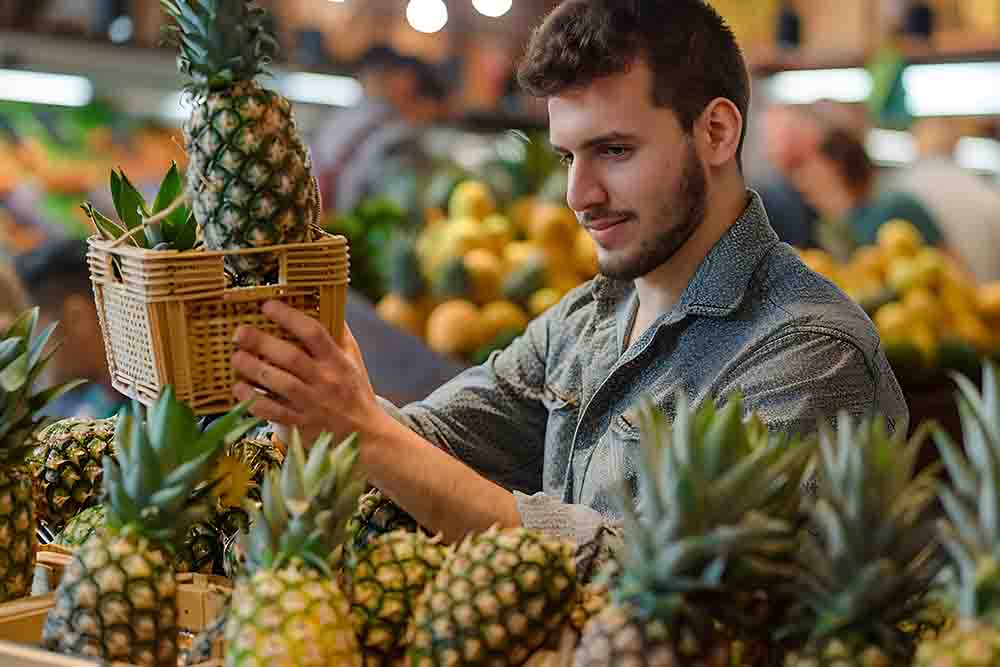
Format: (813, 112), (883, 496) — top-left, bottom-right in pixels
(517, 0), (751, 168)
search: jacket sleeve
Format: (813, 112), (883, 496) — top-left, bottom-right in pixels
(377, 308), (553, 495)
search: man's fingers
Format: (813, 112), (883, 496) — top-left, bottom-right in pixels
(232, 351), (310, 405)
(262, 301), (336, 359)
(233, 381), (306, 425)
(233, 325), (318, 383)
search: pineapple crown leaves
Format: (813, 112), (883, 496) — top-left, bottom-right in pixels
(613, 393), (814, 625)
(934, 361), (1000, 621)
(100, 387), (258, 545)
(0, 308), (86, 464)
(244, 429), (365, 576)
(780, 412), (944, 652)
(84, 163), (196, 251)
(161, 0), (278, 92)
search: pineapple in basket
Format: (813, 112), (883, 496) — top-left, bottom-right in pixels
(224, 429), (366, 667)
(41, 388), (257, 667)
(0, 308), (84, 602)
(916, 362), (1000, 667)
(574, 394), (814, 667)
(161, 0), (320, 284)
(780, 414), (945, 667)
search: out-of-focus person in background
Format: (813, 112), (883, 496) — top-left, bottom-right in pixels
(312, 44), (451, 215)
(888, 118), (1000, 282)
(0, 261), (29, 331)
(795, 126), (946, 251)
(753, 103), (825, 248)
(13, 239), (123, 419)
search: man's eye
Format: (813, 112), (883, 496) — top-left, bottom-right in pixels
(603, 146), (630, 158)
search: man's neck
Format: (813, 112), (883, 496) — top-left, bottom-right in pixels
(626, 182), (750, 349)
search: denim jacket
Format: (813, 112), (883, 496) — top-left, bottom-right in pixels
(380, 191), (908, 543)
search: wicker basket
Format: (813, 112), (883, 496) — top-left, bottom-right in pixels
(87, 234), (349, 414)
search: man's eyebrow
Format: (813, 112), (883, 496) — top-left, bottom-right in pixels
(551, 131), (640, 154)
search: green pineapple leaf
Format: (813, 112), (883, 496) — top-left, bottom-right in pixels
(113, 168), (151, 247)
(0, 351), (29, 393)
(153, 161), (191, 240)
(82, 202), (129, 243)
(4, 307), (38, 341)
(0, 338), (24, 368)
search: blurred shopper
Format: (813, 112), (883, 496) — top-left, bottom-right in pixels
(753, 103), (825, 247)
(312, 45), (451, 215)
(889, 118), (1000, 282)
(796, 126), (945, 249)
(14, 239), (123, 418)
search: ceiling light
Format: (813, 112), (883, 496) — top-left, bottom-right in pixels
(0, 69), (94, 107)
(406, 0), (448, 34)
(903, 62), (1000, 117)
(473, 0), (513, 18)
(764, 68), (873, 105)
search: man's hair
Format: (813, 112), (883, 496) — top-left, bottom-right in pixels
(517, 0), (751, 168)
(13, 238), (93, 311)
(817, 127), (875, 200)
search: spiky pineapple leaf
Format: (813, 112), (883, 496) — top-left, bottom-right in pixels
(112, 169), (150, 247)
(82, 202), (129, 243)
(153, 161), (191, 238)
(0, 351), (29, 393)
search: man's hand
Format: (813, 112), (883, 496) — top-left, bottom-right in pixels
(231, 300), (384, 445)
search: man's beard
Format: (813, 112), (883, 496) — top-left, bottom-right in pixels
(598, 141), (707, 281)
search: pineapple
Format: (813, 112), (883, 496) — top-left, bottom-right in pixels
(915, 361), (1000, 667)
(161, 0), (319, 284)
(0, 308), (83, 602)
(53, 504), (106, 549)
(575, 394), (814, 667)
(225, 429), (365, 667)
(343, 528), (449, 664)
(406, 525), (577, 666)
(781, 413), (944, 667)
(347, 487), (426, 562)
(41, 388), (256, 666)
(29, 417), (115, 532)
(212, 434), (284, 539)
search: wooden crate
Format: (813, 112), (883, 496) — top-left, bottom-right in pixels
(87, 233), (349, 414)
(0, 573), (232, 667)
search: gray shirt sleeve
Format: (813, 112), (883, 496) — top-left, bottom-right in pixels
(716, 328), (909, 435)
(378, 310), (552, 494)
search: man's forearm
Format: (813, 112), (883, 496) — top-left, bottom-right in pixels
(361, 412), (522, 543)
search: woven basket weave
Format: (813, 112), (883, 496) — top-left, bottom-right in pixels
(87, 234), (349, 414)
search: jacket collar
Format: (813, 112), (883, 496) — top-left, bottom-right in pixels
(592, 190), (780, 321)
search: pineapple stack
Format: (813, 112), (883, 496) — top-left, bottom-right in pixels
(41, 388), (257, 666)
(225, 430), (366, 667)
(0, 308), (83, 602)
(779, 414), (945, 667)
(161, 0), (320, 285)
(916, 361), (1000, 666)
(574, 394), (814, 667)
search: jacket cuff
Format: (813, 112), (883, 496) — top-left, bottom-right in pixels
(513, 491), (609, 545)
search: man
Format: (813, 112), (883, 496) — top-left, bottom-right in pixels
(232, 0), (907, 545)
(14, 239), (122, 419)
(312, 45), (449, 214)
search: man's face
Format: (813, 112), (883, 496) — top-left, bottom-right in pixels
(549, 60), (707, 281)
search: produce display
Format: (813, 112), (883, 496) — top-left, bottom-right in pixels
(373, 177), (598, 363)
(797, 219), (1000, 384)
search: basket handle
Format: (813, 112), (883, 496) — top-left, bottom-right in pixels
(106, 194), (190, 249)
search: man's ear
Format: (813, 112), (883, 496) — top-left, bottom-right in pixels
(698, 97), (743, 168)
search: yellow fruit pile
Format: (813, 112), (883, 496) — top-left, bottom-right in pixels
(376, 180), (599, 362)
(798, 219), (1000, 369)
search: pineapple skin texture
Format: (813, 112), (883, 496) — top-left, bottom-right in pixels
(575, 603), (730, 667)
(407, 526), (577, 667)
(346, 488), (423, 562)
(0, 465), (36, 602)
(224, 562), (361, 667)
(915, 621), (1000, 667)
(185, 80), (317, 281)
(54, 504), (106, 549)
(344, 529), (448, 656)
(42, 530), (180, 667)
(783, 640), (894, 667)
(30, 417), (114, 531)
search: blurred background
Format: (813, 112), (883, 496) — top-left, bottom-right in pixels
(1, 0), (999, 420)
